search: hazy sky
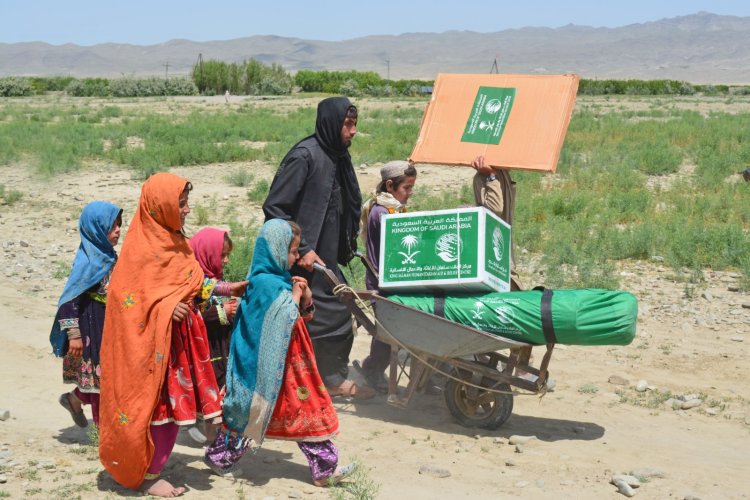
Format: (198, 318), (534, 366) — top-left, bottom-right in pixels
(2, 0), (749, 46)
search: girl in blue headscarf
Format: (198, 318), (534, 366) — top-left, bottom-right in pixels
(50, 201), (122, 428)
(205, 219), (353, 486)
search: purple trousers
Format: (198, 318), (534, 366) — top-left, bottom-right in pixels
(205, 429), (338, 481)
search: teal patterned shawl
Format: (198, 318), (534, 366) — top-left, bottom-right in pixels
(222, 219), (298, 444)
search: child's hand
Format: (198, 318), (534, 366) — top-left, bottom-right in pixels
(223, 300), (238, 321)
(172, 302), (190, 322)
(229, 281), (249, 297)
(68, 337), (83, 357)
(292, 280), (306, 304)
(291, 276), (308, 287)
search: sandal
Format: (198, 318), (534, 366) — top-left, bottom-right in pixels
(352, 360), (388, 394)
(59, 392), (88, 428)
(313, 463), (356, 487)
(327, 380), (376, 400)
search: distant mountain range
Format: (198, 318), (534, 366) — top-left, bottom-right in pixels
(2, 12), (749, 84)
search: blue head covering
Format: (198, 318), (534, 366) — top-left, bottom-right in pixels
(223, 219), (299, 443)
(49, 201), (121, 355)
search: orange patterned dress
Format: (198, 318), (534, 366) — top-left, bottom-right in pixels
(265, 318), (338, 441)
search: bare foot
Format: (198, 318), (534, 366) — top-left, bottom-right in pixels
(144, 478), (186, 497)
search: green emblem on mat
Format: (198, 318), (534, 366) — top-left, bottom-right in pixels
(461, 87), (516, 145)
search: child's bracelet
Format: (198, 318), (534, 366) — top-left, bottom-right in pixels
(299, 300), (315, 315)
(214, 282), (232, 296)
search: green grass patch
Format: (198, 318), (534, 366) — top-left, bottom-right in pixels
(223, 221), (260, 282)
(52, 260), (71, 280)
(0, 184), (23, 205)
(616, 388), (674, 409)
(1, 96), (748, 286)
(225, 167), (254, 187)
(328, 461), (380, 500)
(247, 178), (270, 203)
(578, 383), (599, 394)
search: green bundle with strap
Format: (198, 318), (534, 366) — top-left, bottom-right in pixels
(388, 289), (637, 346)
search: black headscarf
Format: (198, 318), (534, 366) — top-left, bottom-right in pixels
(314, 97), (362, 265)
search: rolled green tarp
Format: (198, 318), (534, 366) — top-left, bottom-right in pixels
(388, 289), (637, 346)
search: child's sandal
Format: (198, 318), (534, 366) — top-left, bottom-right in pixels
(313, 463), (356, 487)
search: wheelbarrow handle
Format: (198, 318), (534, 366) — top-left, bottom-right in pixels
(312, 262), (327, 272)
(354, 251), (378, 279)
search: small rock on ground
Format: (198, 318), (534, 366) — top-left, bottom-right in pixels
(508, 435), (537, 445)
(681, 399), (702, 410)
(614, 478), (636, 497)
(612, 474), (641, 488)
(609, 375), (630, 386)
(418, 465), (451, 478)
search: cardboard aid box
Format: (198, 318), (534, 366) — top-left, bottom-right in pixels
(409, 73), (579, 172)
(378, 207), (511, 293)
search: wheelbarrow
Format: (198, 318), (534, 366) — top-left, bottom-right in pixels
(314, 261), (554, 430)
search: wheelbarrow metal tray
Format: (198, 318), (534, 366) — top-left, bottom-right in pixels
(372, 295), (528, 358)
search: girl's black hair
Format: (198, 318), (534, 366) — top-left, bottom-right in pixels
(288, 220), (302, 239)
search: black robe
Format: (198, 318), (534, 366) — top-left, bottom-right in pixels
(263, 97), (361, 339)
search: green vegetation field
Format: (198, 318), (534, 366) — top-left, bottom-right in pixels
(1, 94), (748, 290)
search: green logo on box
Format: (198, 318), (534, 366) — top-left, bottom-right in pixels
(484, 214), (510, 283)
(461, 87), (516, 145)
(382, 212), (479, 282)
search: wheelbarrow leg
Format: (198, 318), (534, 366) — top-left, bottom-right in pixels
(387, 347), (400, 406)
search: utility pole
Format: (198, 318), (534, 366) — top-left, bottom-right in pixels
(163, 61), (170, 79)
(385, 58), (390, 81)
(198, 53), (204, 92)
(490, 56), (499, 74)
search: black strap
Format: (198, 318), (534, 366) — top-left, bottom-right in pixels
(434, 292), (446, 319)
(538, 288), (557, 344)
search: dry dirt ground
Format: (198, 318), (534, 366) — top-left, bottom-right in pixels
(0, 96), (749, 499)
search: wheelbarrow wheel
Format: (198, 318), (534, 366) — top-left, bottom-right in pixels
(444, 373), (513, 430)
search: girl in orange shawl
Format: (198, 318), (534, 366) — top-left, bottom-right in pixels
(99, 173), (222, 497)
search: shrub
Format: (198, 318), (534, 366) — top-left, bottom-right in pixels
(0, 77), (32, 97)
(29, 76), (75, 93)
(109, 77), (196, 97)
(247, 179), (269, 203)
(192, 59), (292, 96)
(0, 184), (24, 205)
(223, 222), (260, 282)
(65, 78), (110, 97)
(226, 168), (254, 187)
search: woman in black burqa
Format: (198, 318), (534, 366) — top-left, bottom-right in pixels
(263, 96), (376, 399)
